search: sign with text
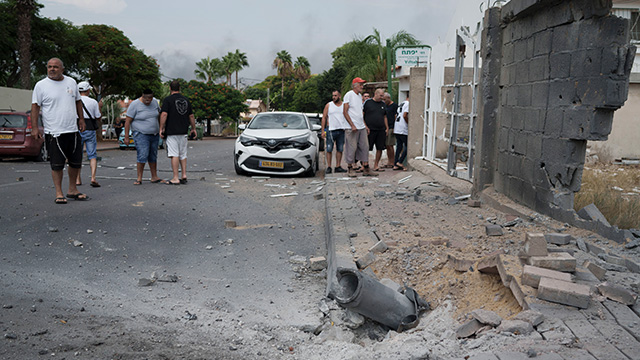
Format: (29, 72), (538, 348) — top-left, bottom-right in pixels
(395, 46), (431, 67)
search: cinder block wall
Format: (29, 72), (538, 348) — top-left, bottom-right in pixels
(474, 0), (635, 221)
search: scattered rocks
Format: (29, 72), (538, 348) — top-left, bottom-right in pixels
(456, 319), (484, 338)
(471, 309), (502, 327)
(496, 319), (534, 335)
(597, 282), (638, 305)
(485, 224), (504, 236)
(513, 310), (544, 327)
(309, 256), (327, 271)
(72, 240), (83, 247)
(86, 229), (94, 234)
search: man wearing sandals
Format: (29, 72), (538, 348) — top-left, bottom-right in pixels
(343, 77), (372, 177)
(159, 80), (197, 185)
(31, 58), (89, 204)
(363, 88), (389, 172)
(393, 93), (410, 171)
(124, 89), (163, 185)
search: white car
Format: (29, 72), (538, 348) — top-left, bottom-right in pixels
(234, 112), (320, 176)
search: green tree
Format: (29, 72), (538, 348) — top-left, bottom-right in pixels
(194, 56), (225, 83)
(15, 0), (37, 89)
(292, 75), (321, 113)
(182, 80), (248, 134)
(75, 24), (162, 100)
(221, 52), (235, 86)
(293, 56), (311, 84)
(272, 50), (293, 110)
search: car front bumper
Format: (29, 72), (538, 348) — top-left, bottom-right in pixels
(235, 142), (316, 175)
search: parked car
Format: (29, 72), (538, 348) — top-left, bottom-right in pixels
(0, 109), (47, 161)
(118, 129), (164, 150)
(234, 112), (320, 176)
(101, 124), (116, 139)
(305, 113), (324, 151)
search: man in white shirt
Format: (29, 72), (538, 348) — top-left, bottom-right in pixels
(342, 77), (372, 177)
(393, 93), (410, 171)
(321, 90), (349, 174)
(31, 57), (88, 204)
(76, 81), (102, 188)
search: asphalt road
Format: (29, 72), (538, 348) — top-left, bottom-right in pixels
(0, 139), (327, 359)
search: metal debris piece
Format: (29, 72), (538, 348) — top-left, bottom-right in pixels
(184, 311), (197, 320)
(270, 192), (298, 198)
(398, 175), (413, 184)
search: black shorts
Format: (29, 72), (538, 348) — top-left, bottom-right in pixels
(368, 129), (386, 151)
(46, 132), (82, 170)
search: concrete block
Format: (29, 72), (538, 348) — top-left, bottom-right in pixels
(472, 309), (502, 327)
(524, 233), (548, 256)
(626, 258), (640, 273)
(585, 241), (607, 256)
(496, 319), (534, 335)
(547, 247), (576, 255)
(497, 254), (523, 287)
(513, 309), (544, 327)
(355, 252), (376, 270)
(448, 254), (474, 272)
(576, 237), (588, 252)
(604, 254), (627, 267)
(573, 267), (599, 284)
(456, 318), (484, 338)
(522, 265), (573, 288)
(597, 282), (638, 305)
(529, 252), (576, 272)
(368, 240), (388, 254)
(549, 53), (571, 79)
(309, 256), (327, 271)
(596, 259), (627, 272)
(545, 233), (572, 245)
(537, 277), (591, 309)
(485, 224), (504, 236)
(577, 203), (611, 227)
(477, 253), (500, 274)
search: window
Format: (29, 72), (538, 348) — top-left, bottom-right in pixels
(632, 11), (640, 42)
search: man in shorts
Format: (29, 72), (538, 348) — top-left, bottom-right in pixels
(76, 81), (102, 188)
(31, 57), (88, 204)
(321, 90), (348, 174)
(159, 80), (197, 185)
(343, 77), (372, 177)
(363, 88), (389, 172)
(124, 89), (163, 185)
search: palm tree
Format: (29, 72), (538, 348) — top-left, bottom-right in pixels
(222, 52), (235, 86)
(231, 49), (249, 90)
(293, 56), (311, 84)
(272, 50), (293, 110)
(194, 57), (224, 83)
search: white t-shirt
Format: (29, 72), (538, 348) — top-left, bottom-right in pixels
(80, 95), (102, 130)
(32, 75), (81, 135)
(327, 102), (349, 130)
(394, 101), (409, 135)
(343, 90), (365, 130)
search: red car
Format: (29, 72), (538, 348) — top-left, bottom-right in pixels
(0, 109), (47, 161)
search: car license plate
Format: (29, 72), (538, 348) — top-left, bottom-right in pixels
(0, 134), (13, 139)
(259, 160), (284, 169)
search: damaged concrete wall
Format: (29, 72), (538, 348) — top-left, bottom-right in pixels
(474, 0), (635, 224)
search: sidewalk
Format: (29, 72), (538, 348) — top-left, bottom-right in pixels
(322, 157), (640, 359)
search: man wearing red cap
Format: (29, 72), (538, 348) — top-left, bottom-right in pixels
(342, 77), (372, 177)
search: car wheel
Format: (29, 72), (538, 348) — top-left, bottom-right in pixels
(34, 144), (48, 162)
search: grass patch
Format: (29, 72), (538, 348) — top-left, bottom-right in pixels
(574, 164), (640, 229)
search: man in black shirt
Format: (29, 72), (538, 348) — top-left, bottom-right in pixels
(363, 88), (389, 172)
(383, 92), (397, 168)
(160, 80), (197, 185)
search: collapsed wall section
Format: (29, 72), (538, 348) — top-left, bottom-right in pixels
(475, 0), (635, 223)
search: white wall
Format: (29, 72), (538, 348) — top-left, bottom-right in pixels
(0, 86), (33, 112)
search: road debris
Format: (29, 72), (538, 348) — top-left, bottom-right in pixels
(270, 192), (298, 198)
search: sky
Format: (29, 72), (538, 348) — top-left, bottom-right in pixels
(40, 0), (488, 87)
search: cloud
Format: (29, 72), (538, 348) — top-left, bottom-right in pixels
(46, 0), (127, 14)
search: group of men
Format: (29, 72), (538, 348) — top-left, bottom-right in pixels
(321, 77), (409, 177)
(31, 57), (197, 204)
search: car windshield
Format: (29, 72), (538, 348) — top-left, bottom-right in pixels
(0, 115), (27, 128)
(248, 113), (308, 130)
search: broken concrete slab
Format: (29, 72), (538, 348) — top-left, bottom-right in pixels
(597, 282), (638, 305)
(448, 254), (475, 272)
(537, 319), (575, 344)
(545, 233), (572, 245)
(537, 277), (591, 309)
(576, 237), (588, 252)
(472, 309), (502, 327)
(603, 254), (627, 267)
(625, 257), (640, 273)
(497, 254), (523, 287)
(586, 241), (607, 256)
(477, 253), (501, 274)
(309, 256), (327, 271)
(602, 300), (640, 342)
(596, 259), (628, 272)
(485, 224), (504, 236)
(513, 310), (544, 327)
(521, 265), (573, 288)
(467, 199), (481, 207)
(524, 233), (548, 256)
(573, 267), (600, 284)
(355, 252), (376, 270)
(563, 319), (629, 360)
(456, 318), (484, 338)
(368, 240), (388, 254)
(578, 203), (612, 227)
(529, 252), (576, 272)
(495, 319), (534, 335)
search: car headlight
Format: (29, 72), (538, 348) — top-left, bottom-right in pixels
(239, 133), (258, 146)
(289, 134), (312, 149)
